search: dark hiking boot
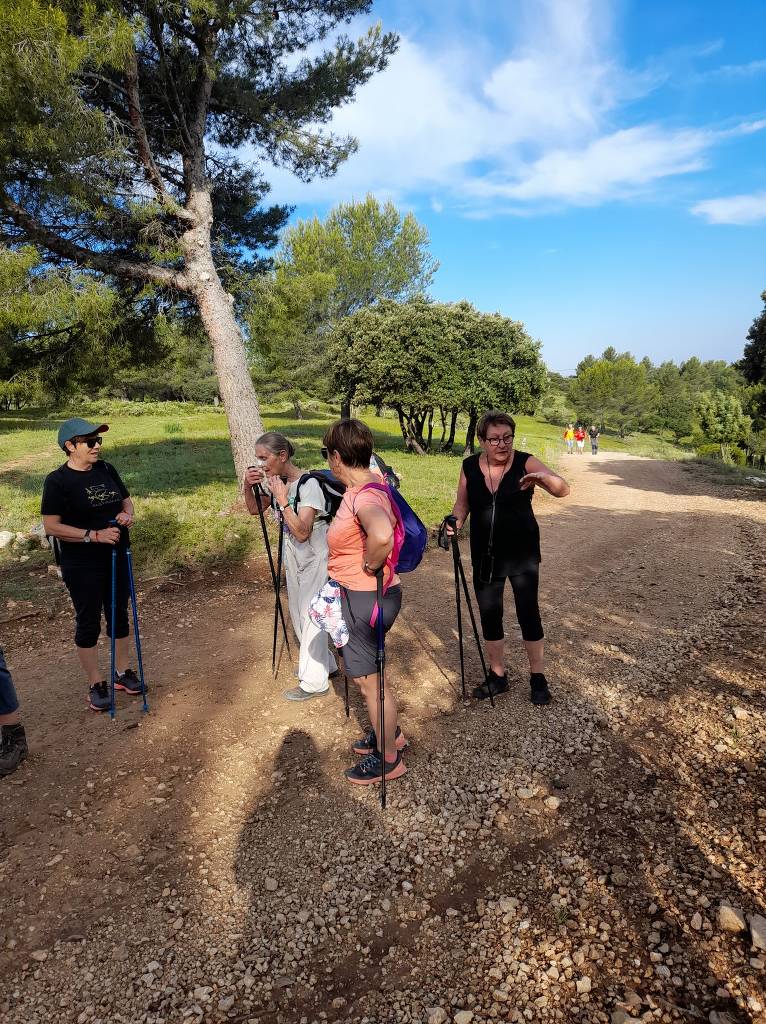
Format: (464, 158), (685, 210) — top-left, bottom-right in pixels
(345, 750), (407, 786)
(115, 668), (146, 696)
(530, 673), (552, 705)
(88, 681), (110, 712)
(353, 725), (408, 756)
(472, 671), (509, 700)
(0, 724), (28, 777)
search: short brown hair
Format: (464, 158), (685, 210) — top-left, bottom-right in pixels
(322, 418), (374, 468)
(477, 410), (516, 440)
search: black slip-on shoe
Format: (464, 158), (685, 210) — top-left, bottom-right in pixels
(472, 671), (509, 700)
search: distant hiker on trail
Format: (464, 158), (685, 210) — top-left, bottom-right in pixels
(41, 419), (146, 713)
(322, 418), (407, 786)
(563, 424), (575, 454)
(244, 432), (336, 702)
(448, 410), (570, 705)
(589, 424), (600, 455)
(0, 648), (28, 777)
(574, 426), (586, 454)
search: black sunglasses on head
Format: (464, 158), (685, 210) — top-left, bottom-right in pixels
(75, 436), (103, 448)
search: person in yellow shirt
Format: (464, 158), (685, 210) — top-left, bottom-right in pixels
(563, 424), (575, 454)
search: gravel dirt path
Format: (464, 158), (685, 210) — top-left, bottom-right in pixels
(1, 453), (765, 1024)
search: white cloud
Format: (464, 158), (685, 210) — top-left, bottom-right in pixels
(467, 125), (712, 203)
(708, 59), (766, 78)
(691, 191), (766, 225)
(260, 0), (764, 217)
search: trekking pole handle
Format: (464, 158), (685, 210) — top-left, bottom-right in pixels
(438, 515), (457, 551)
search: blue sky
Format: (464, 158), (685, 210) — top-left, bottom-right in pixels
(264, 0), (766, 373)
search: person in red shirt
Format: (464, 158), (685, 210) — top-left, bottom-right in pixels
(574, 426), (586, 454)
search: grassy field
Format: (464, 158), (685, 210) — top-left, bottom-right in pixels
(0, 404), (688, 588)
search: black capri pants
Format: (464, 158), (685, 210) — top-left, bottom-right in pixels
(62, 558), (130, 649)
(339, 585), (402, 678)
(473, 568), (544, 643)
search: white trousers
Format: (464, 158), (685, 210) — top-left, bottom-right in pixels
(283, 531), (336, 692)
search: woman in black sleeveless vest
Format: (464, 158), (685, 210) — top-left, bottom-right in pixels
(449, 410), (569, 704)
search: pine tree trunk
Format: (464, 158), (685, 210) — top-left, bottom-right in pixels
(182, 191), (264, 481)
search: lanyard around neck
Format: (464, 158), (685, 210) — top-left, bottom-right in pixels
(483, 453), (511, 551)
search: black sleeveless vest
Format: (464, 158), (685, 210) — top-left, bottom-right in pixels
(463, 450), (541, 578)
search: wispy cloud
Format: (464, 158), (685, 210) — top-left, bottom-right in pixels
(706, 59), (766, 78)
(262, 0), (765, 218)
(691, 191), (766, 225)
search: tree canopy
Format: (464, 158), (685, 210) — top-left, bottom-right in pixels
(0, 0), (396, 473)
(329, 300), (547, 453)
(252, 195), (438, 413)
(740, 290), (766, 386)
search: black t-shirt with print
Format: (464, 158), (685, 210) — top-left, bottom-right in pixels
(41, 461), (129, 566)
(588, 428), (599, 439)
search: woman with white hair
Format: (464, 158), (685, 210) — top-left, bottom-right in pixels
(243, 432), (336, 701)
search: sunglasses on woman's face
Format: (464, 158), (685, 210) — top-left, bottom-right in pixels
(321, 446), (329, 460)
(76, 436), (103, 449)
(486, 434), (514, 447)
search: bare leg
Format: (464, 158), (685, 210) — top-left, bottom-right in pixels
(0, 710), (21, 727)
(524, 638), (545, 674)
(76, 645), (103, 685)
(115, 635), (130, 674)
(485, 638), (505, 676)
(355, 672), (399, 759)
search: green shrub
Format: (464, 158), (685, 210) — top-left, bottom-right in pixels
(729, 446), (746, 466)
(696, 443), (722, 459)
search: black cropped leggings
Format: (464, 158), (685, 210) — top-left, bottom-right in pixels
(62, 559), (130, 649)
(473, 568), (544, 643)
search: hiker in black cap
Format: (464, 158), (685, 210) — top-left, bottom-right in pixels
(41, 418), (146, 712)
(448, 410), (570, 705)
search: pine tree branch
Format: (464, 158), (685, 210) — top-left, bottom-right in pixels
(147, 13), (195, 158)
(0, 193), (190, 290)
(124, 48), (195, 223)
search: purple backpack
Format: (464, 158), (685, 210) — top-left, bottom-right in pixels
(358, 482), (427, 576)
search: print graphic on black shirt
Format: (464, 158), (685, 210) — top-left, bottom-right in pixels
(85, 482), (122, 507)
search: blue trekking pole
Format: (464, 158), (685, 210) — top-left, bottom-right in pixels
(376, 570), (387, 810)
(125, 538), (149, 714)
(108, 520), (149, 717)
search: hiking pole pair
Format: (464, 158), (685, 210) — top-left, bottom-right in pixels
(271, 506), (289, 676)
(249, 478), (291, 674)
(108, 521), (149, 721)
(439, 516), (493, 707)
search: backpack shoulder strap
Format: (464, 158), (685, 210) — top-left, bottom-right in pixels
(294, 472), (310, 506)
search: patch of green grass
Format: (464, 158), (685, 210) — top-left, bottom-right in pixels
(0, 404), (691, 586)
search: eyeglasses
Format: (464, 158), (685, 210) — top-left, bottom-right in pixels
(321, 446), (329, 460)
(485, 434), (514, 447)
(75, 436), (103, 449)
